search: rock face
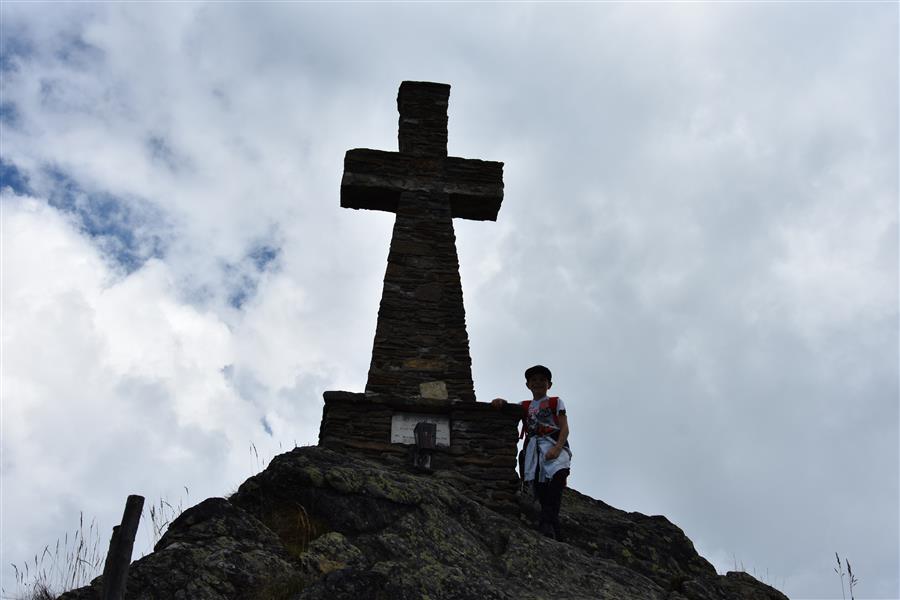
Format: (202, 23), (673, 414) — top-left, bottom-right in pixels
(59, 446), (788, 600)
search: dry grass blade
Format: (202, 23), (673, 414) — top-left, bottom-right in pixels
(7, 515), (103, 600)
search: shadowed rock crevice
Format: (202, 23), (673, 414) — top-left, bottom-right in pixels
(59, 446), (788, 600)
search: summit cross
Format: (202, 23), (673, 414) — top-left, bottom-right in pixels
(341, 81), (504, 403)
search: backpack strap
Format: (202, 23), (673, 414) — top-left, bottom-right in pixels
(518, 400), (532, 440)
(548, 396), (559, 422)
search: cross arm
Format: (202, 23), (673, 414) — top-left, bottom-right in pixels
(341, 149), (424, 215)
(341, 149), (504, 221)
(444, 156), (504, 221)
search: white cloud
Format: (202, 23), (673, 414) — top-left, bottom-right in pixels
(1, 194), (322, 590)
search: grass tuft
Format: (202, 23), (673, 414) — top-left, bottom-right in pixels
(730, 552), (784, 592)
(259, 502), (327, 558)
(834, 552), (859, 600)
(3, 514), (104, 600)
(145, 488), (189, 549)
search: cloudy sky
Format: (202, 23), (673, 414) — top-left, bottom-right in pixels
(1, 3), (896, 599)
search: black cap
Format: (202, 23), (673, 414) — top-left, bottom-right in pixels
(524, 365), (552, 383)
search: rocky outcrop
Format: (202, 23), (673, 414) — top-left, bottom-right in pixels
(59, 446), (788, 600)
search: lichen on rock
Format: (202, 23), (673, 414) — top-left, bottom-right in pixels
(59, 446), (789, 600)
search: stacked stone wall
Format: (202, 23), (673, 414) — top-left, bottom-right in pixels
(364, 190), (476, 402)
(318, 391), (522, 512)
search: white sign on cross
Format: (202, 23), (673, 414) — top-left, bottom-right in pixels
(390, 413), (450, 447)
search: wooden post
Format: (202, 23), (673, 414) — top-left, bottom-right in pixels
(101, 494), (144, 600)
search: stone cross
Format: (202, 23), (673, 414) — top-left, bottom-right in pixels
(341, 81), (504, 403)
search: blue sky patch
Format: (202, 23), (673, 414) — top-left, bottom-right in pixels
(43, 167), (170, 273)
(225, 242), (281, 309)
(0, 101), (21, 128)
(249, 244), (280, 271)
(228, 274), (256, 310)
(0, 158), (31, 195)
(0, 29), (34, 73)
(54, 33), (104, 70)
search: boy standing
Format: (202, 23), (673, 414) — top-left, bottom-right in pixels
(492, 365), (572, 540)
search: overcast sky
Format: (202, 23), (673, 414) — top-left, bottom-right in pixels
(1, 3), (897, 599)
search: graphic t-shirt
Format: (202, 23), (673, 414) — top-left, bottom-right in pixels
(526, 396), (567, 438)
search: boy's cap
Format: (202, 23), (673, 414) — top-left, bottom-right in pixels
(524, 364), (552, 383)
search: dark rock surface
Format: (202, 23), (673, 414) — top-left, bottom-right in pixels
(60, 446), (788, 599)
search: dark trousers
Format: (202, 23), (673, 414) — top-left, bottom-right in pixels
(535, 468), (569, 538)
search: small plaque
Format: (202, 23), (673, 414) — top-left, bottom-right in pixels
(419, 380), (448, 400)
(391, 413), (450, 447)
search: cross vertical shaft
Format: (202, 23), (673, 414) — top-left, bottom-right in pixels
(341, 82), (504, 402)
(368, 188), (472, 400)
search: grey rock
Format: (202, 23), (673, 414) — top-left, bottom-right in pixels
(60, 447), (788, 599)
(58, 498), (301, 600)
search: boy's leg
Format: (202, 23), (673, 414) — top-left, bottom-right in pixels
(541, 468), (569, 540)
(534, 481), (555, 538)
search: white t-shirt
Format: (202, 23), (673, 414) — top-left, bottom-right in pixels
(521, 395), (572, 483)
